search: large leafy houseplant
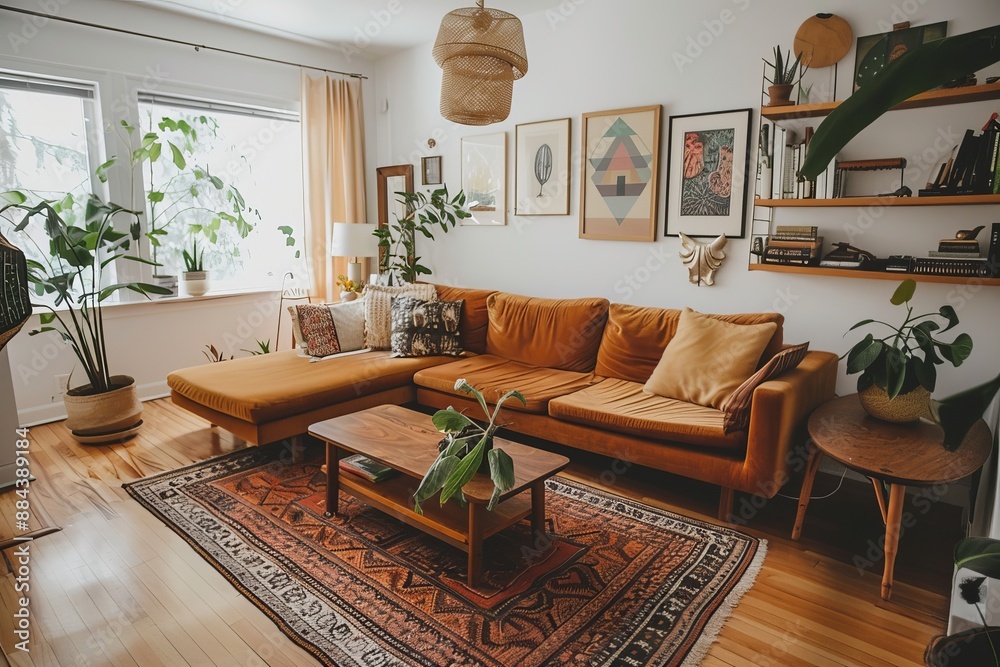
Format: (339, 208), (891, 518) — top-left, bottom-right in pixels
(374, 185), (471, 284)
(412, 380), (525, 514)
(845, 279), (973, 400)
(0, 190), (171, 395)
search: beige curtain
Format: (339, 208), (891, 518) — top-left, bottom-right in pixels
(301, 72), (368, 302)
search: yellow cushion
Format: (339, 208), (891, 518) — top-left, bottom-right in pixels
(643, 308), (778, 409)
(548, 378), (745, 450)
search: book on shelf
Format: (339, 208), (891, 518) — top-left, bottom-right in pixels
(766, 236), (824, 250)
(819, 259), (865, 268)
(937, 239), (981, 253)
(922, 114), (1000, 196)
(338, 454), (398, 483)
(928, 250), (983, 258)
(990, 223), (1000, 276)
(913, 257), (991, 277)
(774, 225), (817, 237)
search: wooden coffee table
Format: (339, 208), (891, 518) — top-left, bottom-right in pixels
(308, 404), (570, 587)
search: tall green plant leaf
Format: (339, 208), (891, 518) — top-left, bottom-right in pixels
(412, 454), (460, 515)
(932, 373), (1000, 451)
(486, 448), (515, 511)
(955, 537), (1000, 579)
(800, 25), (1000, 179)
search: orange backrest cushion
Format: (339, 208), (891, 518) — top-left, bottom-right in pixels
(429, 284), (497, 354)
(486, 292), (609, 372)
(595, 303), (784, 383)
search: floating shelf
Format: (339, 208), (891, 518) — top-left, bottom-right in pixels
(755, 194), (1000, 207)
(748, 262), (1000, 286)
(761, 81), (1000, 121)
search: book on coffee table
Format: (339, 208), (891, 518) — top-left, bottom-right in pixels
(339, 454), (398, 483)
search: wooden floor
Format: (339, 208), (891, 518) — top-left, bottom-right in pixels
(0, 398), (958, 666)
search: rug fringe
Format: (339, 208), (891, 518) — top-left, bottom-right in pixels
(681, 539), (768, 667)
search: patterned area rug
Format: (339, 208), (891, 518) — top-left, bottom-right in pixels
(124, 444), (765, 666)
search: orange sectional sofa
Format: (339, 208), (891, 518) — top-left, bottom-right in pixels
(167, 284), (837, 519)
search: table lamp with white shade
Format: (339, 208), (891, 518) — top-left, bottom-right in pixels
(331, 222), (379, 285)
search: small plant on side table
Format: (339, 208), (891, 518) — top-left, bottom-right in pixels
(412, 379), (525, 514)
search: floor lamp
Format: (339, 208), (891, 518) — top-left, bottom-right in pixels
(331, 222), (378, 286)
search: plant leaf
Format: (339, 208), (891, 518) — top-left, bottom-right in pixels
(890, 279), (916, 306)
(431, 408), (476, 433)
(939, 333), (974, 367)
(846, 335), (883, 373)
(439, 436), (487, 506)
(932, 373), (1000, 451)
(486, 448), (515, 511)
(938, 305), (960, 333)
(955, 537), (1000, 579)
(411, 454), (460, 515)
(801, 25), (1000, 179)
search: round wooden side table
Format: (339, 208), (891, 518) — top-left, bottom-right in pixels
(793, 393), (992, 601)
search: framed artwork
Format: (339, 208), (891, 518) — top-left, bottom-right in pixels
(665, 108), (752, 239)
(580, 105), (661, 241)
(515, 118), (571, 216)
(854, 22), (946, 91)
(376, 164), (413, 271)
(461, 132), (507, 226)
(421, 156), (442, 185)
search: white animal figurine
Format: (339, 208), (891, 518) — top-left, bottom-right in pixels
(678, 233), (727, 286)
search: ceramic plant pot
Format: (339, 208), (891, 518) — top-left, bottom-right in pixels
(340, 291), (358, 302)
(63, 375), (143, 444)
(858, 384), (932, 423)
(767, 83), (795, 107)
(925, 627), (1000, 666)
(182, 271), (210, 296)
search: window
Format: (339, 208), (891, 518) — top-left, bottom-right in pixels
(137, 93), (304, 291)
(0, 72), (102, 271)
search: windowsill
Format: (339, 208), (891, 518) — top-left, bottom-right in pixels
(30, 286), (281, 320)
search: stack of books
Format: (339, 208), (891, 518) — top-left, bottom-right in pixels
(916, 222), (1000, 278)
(762, 226), (822, 266)
(930, 237), (982, 258)
(759, 123), (839, 200)
(338, 454), (398, 483)
(919, 113), (1000, 196)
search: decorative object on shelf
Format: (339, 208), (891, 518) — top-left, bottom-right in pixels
(1, 191), (172, 443)
(580, 105), (661, 241)
(843, 279), (973, 423)
(181, 237), (209, 297)
(763, 46), (807, 106)
(421, 156), (442, 185)
(373, 186), (471, 284)
(666, 108), (751, 239)
(432, 0), (528, 126)
(515, 117), (571, 216)
(331, 221), (379, 285)
(835, 157), (907, 198)
(794, 13), (853, 68)
(819, 242), (876, 268)
(412, 379), (525, 514)
(853, 21), (946, 92)
(800, 24), (1000, 180)
(678, 233), (726, 286)
(461, 132), (506, 225)
(0, 228), (30, 352)
(957, 225), (987, 240)
(335, 275), (364, 302)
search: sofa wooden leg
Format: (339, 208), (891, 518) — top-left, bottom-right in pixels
(718, 487), (735, 522)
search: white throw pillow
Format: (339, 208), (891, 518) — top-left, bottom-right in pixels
(363, 283), (438, 350)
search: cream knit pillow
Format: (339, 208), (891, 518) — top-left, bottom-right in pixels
(363, 283), (438, 349)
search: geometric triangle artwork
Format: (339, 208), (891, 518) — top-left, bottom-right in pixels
(589, 118), (653, 225)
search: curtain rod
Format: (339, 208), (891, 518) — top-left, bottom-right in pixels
(0, 4), (368, 80)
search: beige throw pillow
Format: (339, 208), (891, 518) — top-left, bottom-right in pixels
(643, 307), (778, 409)
(363, 283), (437, 349)
(288, 298), (367, 358)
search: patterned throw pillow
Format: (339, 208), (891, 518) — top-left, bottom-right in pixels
(291, 299), (367, 359)
(363, 283), (437, 349)
(390, 297), (464, 358)
(721, 342), (810, 434)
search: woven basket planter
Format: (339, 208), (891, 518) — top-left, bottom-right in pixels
(64, 375), (143, 443)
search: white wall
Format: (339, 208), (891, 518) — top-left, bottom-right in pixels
(0, 0), (378, 423)
(375, 0), (1000, 400)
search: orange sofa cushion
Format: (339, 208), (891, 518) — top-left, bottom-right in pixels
(595, 303), (784, 384)
(486, 292), (609, 372)
(548, 378), (746, 450)
(167, 350), (456, 424)
(413, 354), (599, 414)
(429, 284), (496, 354)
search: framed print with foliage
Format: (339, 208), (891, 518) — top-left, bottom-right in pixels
(665, 108), (752, 239)
(515, 118), (570, 216)
(461, 132), (506, 226)
(580, 105), (660, 241)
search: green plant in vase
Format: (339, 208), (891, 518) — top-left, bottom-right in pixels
(412, 379), (525, 514)
(844, 279), (973, 422)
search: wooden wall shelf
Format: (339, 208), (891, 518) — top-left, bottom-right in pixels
(755, 194), (1000, 208)
(749, 262), (1000, 286)
(761, 81), (1000, 121)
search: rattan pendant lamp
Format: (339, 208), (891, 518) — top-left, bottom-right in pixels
(432, 0), (528, 125)
(0, 230), (31, 351)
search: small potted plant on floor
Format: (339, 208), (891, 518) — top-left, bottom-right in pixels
(412, 379), (525, 514)
(844, 279), (973, 423)
(763, 46), (807, 106)
(181, 237), (209, 296)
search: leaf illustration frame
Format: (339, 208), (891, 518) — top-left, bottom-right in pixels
(580, 105), (661, 241)
(460, 132), (507, 226)
(665, 108), (752, 239)
(515, 118), (571, 216)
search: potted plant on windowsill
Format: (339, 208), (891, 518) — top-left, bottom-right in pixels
(181, 237), (209, 296)
(412, 380), (525, 514)
(844, 279), (973, 423)
(0, 191), (172, 443)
